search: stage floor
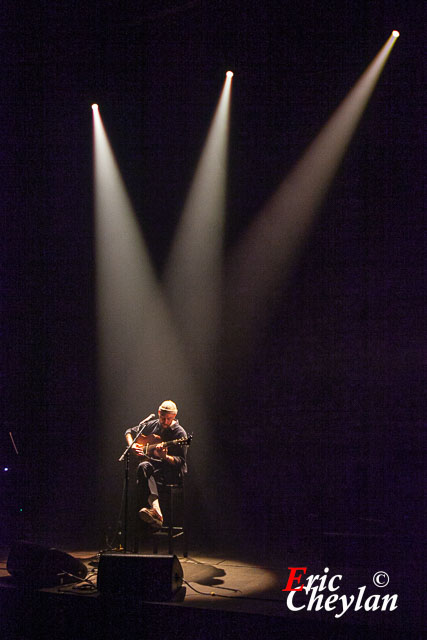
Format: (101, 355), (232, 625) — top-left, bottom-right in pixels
(0, 542), (422, 639)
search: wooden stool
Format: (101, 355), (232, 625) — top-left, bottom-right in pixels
(152, 483), (188, 557)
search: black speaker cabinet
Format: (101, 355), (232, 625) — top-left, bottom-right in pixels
(97, 552), (183, 602)
(7, 540), (88, 588)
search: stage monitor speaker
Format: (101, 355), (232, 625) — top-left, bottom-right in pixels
(7, 540), (88, 588)
(97, 552), (183, 602)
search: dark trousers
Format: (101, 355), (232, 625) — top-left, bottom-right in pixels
(136, 459), (181, 510)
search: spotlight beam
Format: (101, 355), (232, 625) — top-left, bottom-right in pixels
(164, 72), (233, 381)
(224, 33), (400, 366)
(93, 106), (204, 437)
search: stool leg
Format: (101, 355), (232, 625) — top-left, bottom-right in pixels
(168, 488), (174, 555)
(149, 485), (187, 556)
(183, 486), (188, 557)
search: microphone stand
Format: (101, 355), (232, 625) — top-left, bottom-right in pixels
(118, 413), (154, 553)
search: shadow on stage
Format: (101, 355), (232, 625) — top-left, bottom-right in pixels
(0, 521), (423, 640)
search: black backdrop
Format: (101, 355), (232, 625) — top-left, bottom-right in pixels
(2, 1), (424, 563)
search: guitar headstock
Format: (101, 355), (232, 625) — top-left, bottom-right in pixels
(176, 434), (192, 446)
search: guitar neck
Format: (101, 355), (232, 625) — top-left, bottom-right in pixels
(144, 438), (181, 454)
(136, 434), (191, 457)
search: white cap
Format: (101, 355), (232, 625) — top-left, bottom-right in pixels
(158, 400), (178, 414)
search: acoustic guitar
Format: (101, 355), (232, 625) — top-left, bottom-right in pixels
(133, 433), (192, 456)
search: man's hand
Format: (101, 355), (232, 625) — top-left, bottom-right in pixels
(132, 443), (148, 457)
(153, 444), (168, 459)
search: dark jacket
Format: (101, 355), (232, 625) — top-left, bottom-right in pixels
(125, 419), (188, 475)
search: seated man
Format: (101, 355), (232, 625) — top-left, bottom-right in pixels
(125, 400), (187, 528)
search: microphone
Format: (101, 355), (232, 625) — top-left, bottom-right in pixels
(138, 413), (155, 426)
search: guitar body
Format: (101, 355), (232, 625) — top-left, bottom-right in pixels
(134, 433), (162, 446)
(132, 433), (162, 460)
(131, 433), (192, 457)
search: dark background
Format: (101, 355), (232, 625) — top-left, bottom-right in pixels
(2, 0), (424, 579)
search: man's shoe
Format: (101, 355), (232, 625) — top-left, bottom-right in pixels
(139, 507), (163, 529)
